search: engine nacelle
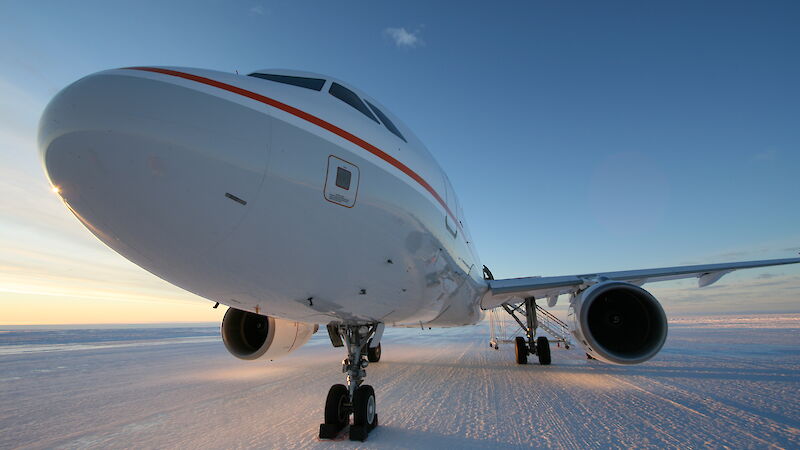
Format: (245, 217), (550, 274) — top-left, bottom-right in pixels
(569, 281), (667, 365)
(221, 307), (317, 361)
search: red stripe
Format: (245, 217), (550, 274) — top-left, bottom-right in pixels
(125, 66), (459, 226)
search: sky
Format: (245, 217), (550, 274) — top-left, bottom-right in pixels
(1, 0), (799, 324)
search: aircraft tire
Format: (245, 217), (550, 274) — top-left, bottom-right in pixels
(324, 384), (350, 428)
(536, 336), (551, 365)
(514, 336), (528, 364)
(367, 342), (381, 362)
(350, 385), (377, 441)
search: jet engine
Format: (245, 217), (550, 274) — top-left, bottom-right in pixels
(569, 281), (667, 365)
(221, 307), (317, 361)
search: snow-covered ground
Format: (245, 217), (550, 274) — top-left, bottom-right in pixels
(1, 314), (799, 449)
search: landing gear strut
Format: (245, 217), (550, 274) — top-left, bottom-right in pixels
(503, 297), (551, 365)
(319, 324), (381, 441)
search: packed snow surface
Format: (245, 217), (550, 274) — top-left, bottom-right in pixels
(1, 314), (799, 449)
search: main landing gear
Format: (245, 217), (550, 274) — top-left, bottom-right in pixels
(319, 323), (383, 442)
(490, 296), (572, 364)
(514, 335), (551, 365)
(507, 297), (551, 365)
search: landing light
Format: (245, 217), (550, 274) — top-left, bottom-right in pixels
(51, 186), (61, 194)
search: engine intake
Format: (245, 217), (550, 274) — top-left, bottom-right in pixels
(569, 281), (667, 365)
(221, 307), (317, 361)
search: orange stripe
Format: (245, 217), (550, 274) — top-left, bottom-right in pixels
(125, 66), (459, 227)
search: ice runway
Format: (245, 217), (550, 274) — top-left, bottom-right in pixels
(1, 315), (799, 449)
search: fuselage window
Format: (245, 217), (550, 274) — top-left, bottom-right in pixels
(248, 73), (326, 91)
(335, 167), (352, 190)
(365, 100), (406, 143)
(329, 82), (379, 123)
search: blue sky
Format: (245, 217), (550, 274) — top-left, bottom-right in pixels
(1, 1), (799, 322)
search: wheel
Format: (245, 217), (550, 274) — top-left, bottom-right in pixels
(367, 342), (381, 362)
(353, 385), (376, 428)
(536, 336), (551, 365)
(514, 336), (528, 364)
(324, 384), (350, 428)
(350, 385), (377, 441)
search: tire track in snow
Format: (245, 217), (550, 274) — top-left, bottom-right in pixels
(611, 375), (800, 447)
(3, 319), (800, 449)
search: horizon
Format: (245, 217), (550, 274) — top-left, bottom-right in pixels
(3, 309), (800, 329)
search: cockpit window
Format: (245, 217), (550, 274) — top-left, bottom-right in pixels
(248, 73), (326, 91)
(365, 100), (406, 143)
(329, 82), (379, 123)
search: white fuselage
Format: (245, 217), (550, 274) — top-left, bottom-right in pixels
(39, 67), (487, 327)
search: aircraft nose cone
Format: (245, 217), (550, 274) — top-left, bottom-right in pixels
(39, 68), (270, 272)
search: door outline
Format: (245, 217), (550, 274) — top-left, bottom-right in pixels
(323, 155), (360, 208)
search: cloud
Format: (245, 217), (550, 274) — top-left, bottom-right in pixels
(649, 272), (800, 314)
(753, 149), (777, 161)
(384, 27), (424, 48)
(249, 5), (266, 16)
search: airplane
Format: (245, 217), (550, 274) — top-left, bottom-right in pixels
(38, 66), (800, 441)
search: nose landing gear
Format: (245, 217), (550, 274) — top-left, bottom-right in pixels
(319, 324), (381, 442)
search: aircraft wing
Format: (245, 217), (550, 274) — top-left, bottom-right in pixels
(482, 257), (800, 309)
